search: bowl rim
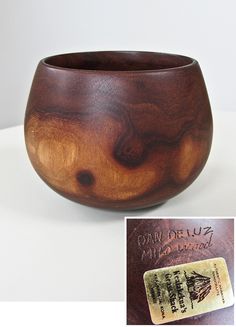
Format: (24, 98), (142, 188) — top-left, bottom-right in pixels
(40, 50), (198, 74)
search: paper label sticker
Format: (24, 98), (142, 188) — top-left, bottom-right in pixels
(143, 257), (234, 324)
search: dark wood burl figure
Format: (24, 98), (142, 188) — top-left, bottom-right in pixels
(24, 51), (213, 209)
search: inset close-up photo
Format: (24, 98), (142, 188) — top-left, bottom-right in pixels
(126, 218), (234, 325)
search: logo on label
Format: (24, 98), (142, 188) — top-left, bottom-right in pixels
(185, 271), (211, 308)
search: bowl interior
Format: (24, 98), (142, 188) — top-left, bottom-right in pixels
(44, 51), (194, 71)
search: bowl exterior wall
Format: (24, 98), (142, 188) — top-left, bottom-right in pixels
(24, 59), (213, 210)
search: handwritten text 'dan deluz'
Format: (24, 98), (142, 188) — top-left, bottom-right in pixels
(138, 226), (214, 262)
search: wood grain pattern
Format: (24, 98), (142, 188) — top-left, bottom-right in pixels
(126, 219), (234, 324)
(24, 51), (213, 210)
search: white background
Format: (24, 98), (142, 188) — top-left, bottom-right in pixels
(0, 0), (236, 128)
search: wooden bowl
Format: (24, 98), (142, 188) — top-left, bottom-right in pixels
(24, 51), (213, 210)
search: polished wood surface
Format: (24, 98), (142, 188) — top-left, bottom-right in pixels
(127, 219), (234, 324)
(25, 51), (213, 210)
